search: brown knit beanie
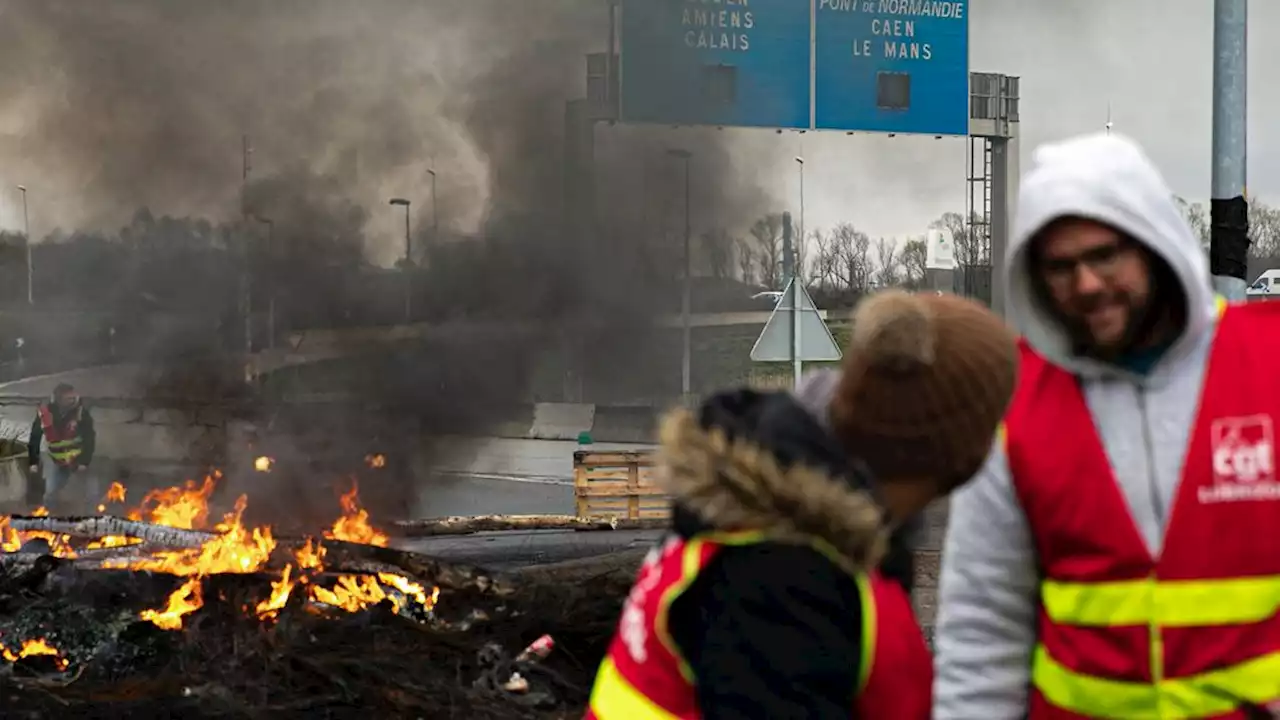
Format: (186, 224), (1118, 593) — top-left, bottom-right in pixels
(828, 290), (1019, 486)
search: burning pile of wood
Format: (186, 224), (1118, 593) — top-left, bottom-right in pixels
(0, 476), (627, 718)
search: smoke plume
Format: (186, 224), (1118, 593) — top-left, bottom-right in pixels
(0, 0), (775, 523)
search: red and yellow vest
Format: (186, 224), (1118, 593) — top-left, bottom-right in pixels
(584, 531), (932, 720)
(1006, 300), (1280, 719)
(38, 403), (83, 467)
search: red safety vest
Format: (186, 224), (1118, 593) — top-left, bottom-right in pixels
(1006, 300), (1280, 719)
(37, 403), (83, 467)
(584, 531), (932, 720)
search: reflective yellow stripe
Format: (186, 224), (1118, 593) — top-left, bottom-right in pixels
(1033, 644), (1280, 719)
(855, 573), (876, 693)
(588, 656), (682, 720)
(1216, 294), (1229, 317)
(1042, 576), (1280, 627)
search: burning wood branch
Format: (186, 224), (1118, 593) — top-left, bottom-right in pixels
(3, 516), (216, 549)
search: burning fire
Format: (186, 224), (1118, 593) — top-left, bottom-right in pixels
(127, 474), (219, 529)
(1, 507), (77, 557)
(365, 453), (386, 469)
(2, 468), (436, 633)
(325, 481), (389, 547)
(96, 481), (127, 513)
(1, 637), (69, 671)
(140, 577), (203, 631)
(254, 456), (273, 473)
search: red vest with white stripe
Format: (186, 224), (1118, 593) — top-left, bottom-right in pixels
(584, 531), (932, 720)
(1006, 301), (1280, 719)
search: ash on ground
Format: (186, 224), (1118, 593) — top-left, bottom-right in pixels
(0, 555), (629, 719)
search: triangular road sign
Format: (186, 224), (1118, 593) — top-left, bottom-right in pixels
(750, 280), (842, 362)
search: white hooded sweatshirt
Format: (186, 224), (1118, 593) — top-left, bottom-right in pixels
(931, 133), (1219, 718)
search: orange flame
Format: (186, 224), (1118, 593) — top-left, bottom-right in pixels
(115, 495), (275, 577)
(365, 453), (387, 469)
(140, 577), (204, 631)
(2, 508), (77, 557)
(254, 564), (294, 620)
(85, 535), (142, 550)
(254, 456), (273, 473)
(325, 481), (388, 547)
(126, 474), (218, 530)
(1, 637), (69, 671)
(96, 481), (127, 513)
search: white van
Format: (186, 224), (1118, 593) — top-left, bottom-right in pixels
(1247, 269), (1280, 300)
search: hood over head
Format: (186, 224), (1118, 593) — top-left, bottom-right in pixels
(657, 390), (887, 576)
(1006, 132), (1216, 380)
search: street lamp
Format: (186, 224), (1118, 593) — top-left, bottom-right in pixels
(427, 169), (439, 254)
(256, 217), (276, 349)
(794, 157), (805, 280)
(667, 148), (692, 399)
(16, 185), (31, 305)
(389, 198), (412, 323)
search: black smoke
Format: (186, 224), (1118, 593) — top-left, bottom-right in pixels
(0, 0), (774, 524)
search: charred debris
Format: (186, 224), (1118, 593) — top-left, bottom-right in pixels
(0, 478), (630, 718)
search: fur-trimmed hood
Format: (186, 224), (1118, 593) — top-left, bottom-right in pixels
(657, 402), (888, 576)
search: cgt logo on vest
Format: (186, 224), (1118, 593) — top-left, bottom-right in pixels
(1201, 414), (1280, 504)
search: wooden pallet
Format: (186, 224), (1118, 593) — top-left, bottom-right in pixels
(573, 449), (670, 520)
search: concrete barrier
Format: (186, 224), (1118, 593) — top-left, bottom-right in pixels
(590, 405), (662, 444)
(528, 403), (595, 441)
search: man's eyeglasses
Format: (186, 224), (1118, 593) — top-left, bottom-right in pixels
(1039, 241), (1137, 288)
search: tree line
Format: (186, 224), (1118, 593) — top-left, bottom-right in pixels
(690, 210), (994, 304)
(689, 197), (1280, 304)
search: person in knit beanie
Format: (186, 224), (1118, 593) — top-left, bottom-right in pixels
(585, 290), (1018, 720)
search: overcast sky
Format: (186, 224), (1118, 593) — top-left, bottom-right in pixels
(745, 0), (1280, 242)
(0, 0), (1275, 259)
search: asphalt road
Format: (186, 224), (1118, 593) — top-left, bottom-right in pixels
(413, 436), (654, 518)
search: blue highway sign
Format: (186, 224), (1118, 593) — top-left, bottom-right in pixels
(619, 0), (811, 129)
(619, 0), (969, 136)
(815, 0), (969, 135)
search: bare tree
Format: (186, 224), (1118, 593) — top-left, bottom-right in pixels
(808, 228), (838, 290)
(1249, 200), (1280, 259)
(749, 214), (785, 289)
(1174, 196), (1211, 249)
(832, 222), (873, 294)
(900, 236), (927, 289)
(700, 227), (735, 279)
(736, 238), (757, 286)
(874, 237), (902, 288)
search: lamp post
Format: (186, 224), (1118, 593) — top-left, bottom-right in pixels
(256, 217), (275, 349)
(794, 157), (805, 277)
(667, 149), (692, 399)
(16, 185), (31, 306)
(427, 169), (439, 254)
(389, 198), (412, 323)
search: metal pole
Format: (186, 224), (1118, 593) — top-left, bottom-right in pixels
(263, 220), (275, 349)
(404, 203), (413, 323)
(782, 213), (800, 388)
(681, 156), (692, 398)
(1210, 0), (1249, 301)
(18, 186), (31, 306)
(241, 135), (253, 357)
(796, 157), (805, 273)
(430, 169), (439, 251)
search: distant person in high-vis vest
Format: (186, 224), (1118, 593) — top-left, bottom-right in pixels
(28, 383), (96, 510)
(585, 289), (1018, 720)
(933, 132), (1280, 719)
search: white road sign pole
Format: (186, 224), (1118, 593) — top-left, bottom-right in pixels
(791, 278), (802, 388)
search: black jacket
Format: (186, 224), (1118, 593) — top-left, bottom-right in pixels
(29, 403), (96, 468)
(660, 389), (917, 720)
